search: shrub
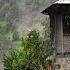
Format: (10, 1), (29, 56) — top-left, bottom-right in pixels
(3, 30), (51, 70)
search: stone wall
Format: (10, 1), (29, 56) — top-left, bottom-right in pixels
(54, 57), (70, 70)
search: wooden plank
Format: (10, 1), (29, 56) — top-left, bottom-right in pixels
(55, 15), (63, 54)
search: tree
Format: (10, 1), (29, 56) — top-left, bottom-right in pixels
(3, 30), (51, 70)
(0, 0), (19, 23)
(13, 30), (20, 41)
(0, 0), (20, 54)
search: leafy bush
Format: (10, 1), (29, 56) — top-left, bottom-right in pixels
(3, 30), (52, 70)
(13, 30), (20, 41)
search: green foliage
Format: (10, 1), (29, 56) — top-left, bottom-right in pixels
(0, 0), (20, 48)
(41, 18), (51, 51)
(0, 21), (12, 48)
(0, 0), (20, 50)
(0, 0), (19, 23)
(13, 30), (20, 41)
(3, 30), (51, 70)
(0, 21), (20, 48)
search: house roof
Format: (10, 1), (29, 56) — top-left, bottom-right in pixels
(55, 0), (70, 4)
(41, 0), (70, 15)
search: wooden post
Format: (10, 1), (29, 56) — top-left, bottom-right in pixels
(55, 15), (64, 54)
(60, 15), (64, 70)
(61, 15), (64, 55)
(54, 15), (64, 70)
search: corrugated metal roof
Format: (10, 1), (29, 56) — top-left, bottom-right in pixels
(55, 0), (70, 4)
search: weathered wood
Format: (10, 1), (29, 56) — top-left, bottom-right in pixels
(45, 60), (53, 70)
(55, 15), (63, 54)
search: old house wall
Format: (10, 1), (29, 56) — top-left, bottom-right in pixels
(50, 15), (70, 70)
(54, 57), (70, 70)
(54, 16), (70, 70)
(50, 15), (64, 54)
(55, 15), (63, 54)
(63, 36), (70, 53)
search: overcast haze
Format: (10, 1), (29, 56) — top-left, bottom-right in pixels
(17, 0), (57, 35)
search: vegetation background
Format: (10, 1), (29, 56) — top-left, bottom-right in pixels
(0, 0), (57, 69)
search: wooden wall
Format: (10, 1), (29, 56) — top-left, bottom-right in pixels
(50, 15), (63, 55)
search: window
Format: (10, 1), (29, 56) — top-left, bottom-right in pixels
(63, 16), (70, 35)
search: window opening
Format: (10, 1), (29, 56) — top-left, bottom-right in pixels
(63, 16), (70, 35)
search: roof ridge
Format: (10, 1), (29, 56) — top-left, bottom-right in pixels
(55, 0), (70, 4)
